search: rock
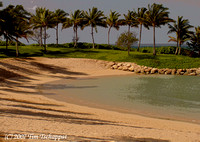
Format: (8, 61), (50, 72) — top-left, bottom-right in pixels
(176, 69), (183, 75)
(135, 68), (141, 73)
(126, 64), (131, 68)
(188, 72), (196, 76)
(128, 66), (135, 72)
(106, 62), (115, 69)
(179, 72), (185, 75)
(165, 69), (172, 75)
(145, 68), (151, 73)
(177, 69), (183, 73)
(112, 65), (118, 69)
(141, 68), (145, 74)
(122, 66), (128, 71)
(158, 69), (165, 74)
(196, 70), (200, 75)
(171, 69), (176, 75)
(117, 63), (122, 67)
(186, 69), (192, 74)
(118, 66), (123, 70)
(151, 68), (158, 74)
(146, 72), (150, 74)
(107, 62), (115, 66)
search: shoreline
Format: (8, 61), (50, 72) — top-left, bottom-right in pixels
(0, 57), (200, 142)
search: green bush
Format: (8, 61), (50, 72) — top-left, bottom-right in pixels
(139, 47), (153, 53)
(29, 43), (39, 46)
(96, 44), (120, 50)
(157, 46), (176, 54)
(181, 48), (199, 57)
(0, 40), (25, 46)
(77, 42), (93, 49)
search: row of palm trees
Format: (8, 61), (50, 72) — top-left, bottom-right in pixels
(0, 2), (199, 56)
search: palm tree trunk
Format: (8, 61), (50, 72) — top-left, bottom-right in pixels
(137, 24), (142, 51)
(16, 37), (19, 57)
(73, 27), (76, 48)
(75, 26), (78, 48)
(175, 40), (179, 55)
(44, 26), (47, 53)
(6, 38), (8, 50)
(91, 26), (95, 49)
(40, 27), (43, 47)
(153, 25), (156, 56)
(108, 26), (111, 45)
(128, 44), (130, 56)
(56, 23), (59, 45)
(128, 25), (130, 34)
(178, 41), (181, 55)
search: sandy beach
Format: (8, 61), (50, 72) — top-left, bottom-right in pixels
(0, 57), (200, 142)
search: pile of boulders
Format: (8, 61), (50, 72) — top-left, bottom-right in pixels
(105, 62), (200, 76)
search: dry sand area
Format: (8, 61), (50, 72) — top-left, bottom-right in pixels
(0, 57), (200, 142)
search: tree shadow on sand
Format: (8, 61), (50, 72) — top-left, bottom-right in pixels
(29, 61), (87, 75)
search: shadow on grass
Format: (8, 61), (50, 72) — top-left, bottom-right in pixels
(44, 49), (100, 57)
(132, 54), (158, 60)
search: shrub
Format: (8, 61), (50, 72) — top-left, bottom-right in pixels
(157, 46), (176, 54)
(116, 31), (138, 51)
(0, 40), (25, 46)
(139, 47), (153, 53)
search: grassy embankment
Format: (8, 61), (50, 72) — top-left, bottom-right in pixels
(0, 45), (200, 69)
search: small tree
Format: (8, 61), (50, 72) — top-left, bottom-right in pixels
(29, 29), (50, 45)
(116, 31), (138, 55)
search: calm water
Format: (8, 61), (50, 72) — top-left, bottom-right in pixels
(41, 75), (200, 124)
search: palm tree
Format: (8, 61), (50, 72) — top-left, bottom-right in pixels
(187, 27), (200, 55)
(14, 21), (32, 57)
(106, 10), (121, 45)
(146, 3), (173, 55)
(53, 9), (68, 45)
(168, 35), (189, 55)
(123, 10), (138, 34)
(31, 7), (45, 47)
(134, 7), (149, 51)
(62, 10), (83, 48)
(31, 7), (54, 52)
(12, 5), (32, 57)
(168, 16), (193, 55)
(0, 5), (17, 50)
(82, 7), (107, 49)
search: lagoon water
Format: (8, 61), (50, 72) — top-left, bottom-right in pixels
(42, 75), (200, 124)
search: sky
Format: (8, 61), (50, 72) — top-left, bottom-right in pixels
(2, 0), (200, 45)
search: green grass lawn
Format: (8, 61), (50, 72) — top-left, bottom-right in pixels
(0, 45), (200, 69)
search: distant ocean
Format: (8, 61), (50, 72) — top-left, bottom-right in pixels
(131, 43), (188, 48)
